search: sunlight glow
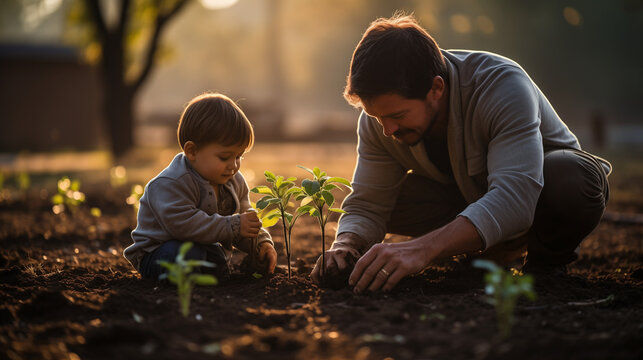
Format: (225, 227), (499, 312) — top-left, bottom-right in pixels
(563, 7), (583, 26)
(450, 14), (472, 34)
(200, 0), (239, 10)
(22, 0), (63, 30)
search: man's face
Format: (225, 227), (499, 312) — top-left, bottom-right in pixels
(362, 93), (438, 146)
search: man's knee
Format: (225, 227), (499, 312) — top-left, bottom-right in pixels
(541, 149), (608, 218)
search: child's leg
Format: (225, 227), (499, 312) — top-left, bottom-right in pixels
(139, 240), (230, 280)
(202, 243), (230, 279)
(139, 240), (206, 279)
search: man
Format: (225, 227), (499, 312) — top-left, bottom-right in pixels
(310, 14), (610, 293)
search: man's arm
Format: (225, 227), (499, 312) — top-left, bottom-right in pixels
(459, 67), (544, 248)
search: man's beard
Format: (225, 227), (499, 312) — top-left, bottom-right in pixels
(392, 111), (439, 146)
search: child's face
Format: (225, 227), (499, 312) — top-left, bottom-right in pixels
(185, 142), (246, 185)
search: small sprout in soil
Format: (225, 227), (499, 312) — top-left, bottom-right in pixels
(296, 166), (352, 283)
(51, 176), (86, 214)
(473, 259), (536, 338)
(126, 184), (144, 213)
(157, 242), (218, 317)
(132, 312), (144, 323)
(17, 172), (30, 193)
(251, 170), (305, 279)
(90, 207), (102, 217)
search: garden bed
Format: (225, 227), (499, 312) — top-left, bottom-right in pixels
(1, 175), (642, 360)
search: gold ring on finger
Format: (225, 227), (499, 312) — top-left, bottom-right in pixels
(379, 268), (390, 277)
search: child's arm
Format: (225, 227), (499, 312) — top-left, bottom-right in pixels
(234, 174), (274, 255)
(145, 177), (241, 248)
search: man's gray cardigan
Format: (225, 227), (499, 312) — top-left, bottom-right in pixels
(124, 153), (272, 270)
(337, 50), (582, 250)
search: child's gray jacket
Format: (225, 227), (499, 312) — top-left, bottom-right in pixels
(124, 153), (272, 270)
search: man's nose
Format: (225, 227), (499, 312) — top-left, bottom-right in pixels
(381, 119), (398, 137)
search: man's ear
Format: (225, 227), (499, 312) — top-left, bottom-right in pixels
(183, 141), (198, 160)
(426, 76), (445, 102)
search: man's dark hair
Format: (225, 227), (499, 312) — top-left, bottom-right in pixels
(343, 14), (447, 106)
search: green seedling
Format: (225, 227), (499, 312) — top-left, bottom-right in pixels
(251, 171), (305, 278)
(296, 166), (351, 281)
(473, 259), (536, 338)
(157, 242), (218, 317)
(126, 184), (144, 213)
(17, 172), (30, 193)
(51, 176), (86, 214)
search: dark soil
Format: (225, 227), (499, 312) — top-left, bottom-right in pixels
(1, 184), (642, 360)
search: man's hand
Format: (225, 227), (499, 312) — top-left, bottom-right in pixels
(349, 216), (483, 293)
(239, 212), (261, 238)
(256, 242), (277, 274)
(310, 233), (367, 285)
(349, 241), (430, 293)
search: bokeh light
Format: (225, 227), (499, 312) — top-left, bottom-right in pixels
(563, 7), (583, 26)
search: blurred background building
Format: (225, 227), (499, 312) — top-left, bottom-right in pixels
(1, 0), (642, 154)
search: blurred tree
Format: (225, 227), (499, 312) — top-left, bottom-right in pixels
(70, 0), (190, 157)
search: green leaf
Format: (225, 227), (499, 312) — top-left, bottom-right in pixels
(302, 179), (321, 195)
(191, 274), (218, 286)
(322, 184), (338, 191)
(299, 196), (312, 206)
(284, 187), (302, 197)
(178, 242), (193, 259)
(51, 194), (64, 205)
(297, 165), (315, 175)
(295, 193), (308, 201)
(251, 186), (274, 195)
(263, 216), (281, 228)
(296, 205), (313, 215)
(184, 259), (215, 268)
(286, 177), (297, 182)
(326, 177), (352, 188)
(264, 170), (276, 181)
(328, 208), (347, 214)
(256, 195), (277, 209)
(275, 176), (283, 188)
(71, 180), (81, 191)
(472, 259), (499, 272)
(284, 212), (293, 224)
(309, 208), (320, 217)
(321, 190), (334, 207)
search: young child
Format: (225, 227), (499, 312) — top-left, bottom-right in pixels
(124, 93), (277, 279)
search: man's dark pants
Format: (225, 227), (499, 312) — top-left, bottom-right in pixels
(386, 149), (610, 266)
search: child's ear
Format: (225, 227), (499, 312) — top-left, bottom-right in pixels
(183, 141), (198, 160)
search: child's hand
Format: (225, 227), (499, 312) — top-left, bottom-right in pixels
(257, 242), (277, 274)
(239, 211), (261, 238)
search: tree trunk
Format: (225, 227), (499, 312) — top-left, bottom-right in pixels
(100, 30), (134, 157)
(104, 85), (134, 157)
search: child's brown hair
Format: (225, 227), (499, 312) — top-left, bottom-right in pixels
(177, 93), (254, 150)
